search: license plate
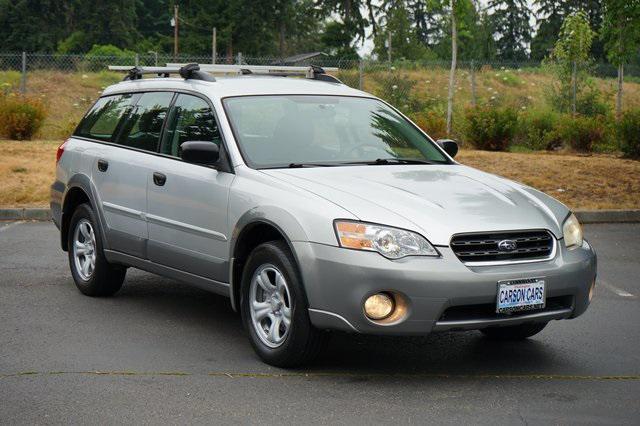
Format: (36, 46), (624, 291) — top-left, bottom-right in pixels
(496, 278), (545, 313)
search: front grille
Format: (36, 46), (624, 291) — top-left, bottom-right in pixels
(450, 229), (554, 264)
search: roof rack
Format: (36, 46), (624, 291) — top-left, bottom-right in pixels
(108, 63), (216, 82)
(108, 63), (342, 84)
(167, 63), (342, 83)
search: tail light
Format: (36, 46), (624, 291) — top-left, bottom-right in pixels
(56, 140), (68, 164)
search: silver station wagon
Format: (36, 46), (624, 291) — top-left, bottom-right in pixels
(51, 64), (597, 367)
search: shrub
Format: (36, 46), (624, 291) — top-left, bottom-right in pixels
(516, 109), (559, 150)
(546, 115), (607, 153)
(0, 94), (46, 140)
(463, 105), (518, 151)
(618, 109), (640, 159)
(414, 109), (447, 140)
(372, 71), (423, 114)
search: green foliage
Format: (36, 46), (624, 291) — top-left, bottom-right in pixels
(601, 0), (640, 66)
(373, 1), (435, 61)
(617, 109), (640, 158)
(546, 115), (608, 152)
(515, 108), (559, 150)
(414, 109), (448, 140)
(321, 21), (360, 59)
(463, 105), (518, 151)
(85, 44), (136, 59)
(552, 11), (595, 63)
(488, 0), (532, 61)
(546, 73), (610, 116)
(0, 94), (46, 140)
(372, 71), (423, 114)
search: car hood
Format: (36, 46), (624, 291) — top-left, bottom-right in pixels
(262, 164), (569, 246)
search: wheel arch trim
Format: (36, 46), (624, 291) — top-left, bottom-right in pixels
(61, 174), (109, 251)
(228, 209), (309, 312)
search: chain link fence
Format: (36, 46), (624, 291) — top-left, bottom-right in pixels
(2, 52), (639, 139)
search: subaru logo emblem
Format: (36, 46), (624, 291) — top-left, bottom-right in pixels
(498, 239), (517, 252)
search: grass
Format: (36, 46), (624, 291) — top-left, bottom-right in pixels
(1, 140), (639, 210)
(0, 140), (58, 207)
(0, 70), (122, 140)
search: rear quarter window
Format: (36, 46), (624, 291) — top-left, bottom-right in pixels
(74, 94), (135, 142)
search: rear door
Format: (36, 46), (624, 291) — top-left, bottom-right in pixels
(146, 93), (234, 281)
(82, 91), (173, 257)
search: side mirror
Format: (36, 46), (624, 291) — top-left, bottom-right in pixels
(436, 139), (458, 158)
(181, 141), (220, 166)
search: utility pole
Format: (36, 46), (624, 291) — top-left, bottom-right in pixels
(212, 27), (217, 64)
(173, 4), (179, 59)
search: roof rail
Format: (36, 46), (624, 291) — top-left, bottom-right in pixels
(108, 63), (216, 82)
(167, 63), (342, 83)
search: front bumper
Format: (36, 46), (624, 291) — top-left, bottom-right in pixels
(294, 239), (596, 335)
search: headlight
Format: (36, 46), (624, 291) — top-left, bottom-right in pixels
(334, 221), (439, 259)
(563, 213), (583, 249)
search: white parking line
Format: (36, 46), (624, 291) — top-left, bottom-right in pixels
(599, 280), (635, 298)
(0, 221), (24, 233)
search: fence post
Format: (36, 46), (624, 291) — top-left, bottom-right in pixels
(135, 53), (139, 67)
(20, 51), (27, 94)
(470, 60), (477, 107)
(358, 60), (364, 91)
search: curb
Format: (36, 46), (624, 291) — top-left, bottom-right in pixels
(1, 208), (640, 224)
(574, 209), (640, 224)
(0, 208), (51, 221)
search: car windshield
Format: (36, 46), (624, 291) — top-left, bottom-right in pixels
(223, 95), (449, 168)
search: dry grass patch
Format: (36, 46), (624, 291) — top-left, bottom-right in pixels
(1, 140), (639, 210)
(457, 150), (640, 210)
(0, 140), (58, 207)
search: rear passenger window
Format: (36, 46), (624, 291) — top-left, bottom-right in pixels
(161, 94), (222, 157)
(74, 94), (135, 142)
(116, 92), (174, 152)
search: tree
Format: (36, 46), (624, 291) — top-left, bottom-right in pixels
(551, 11), (595, 115)
(531, 1), (604, 61)
(373, 0), (435, 61)
(488, 0), (532, 61)
(601, 0), (640, 119)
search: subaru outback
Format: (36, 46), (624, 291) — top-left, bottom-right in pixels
(51, 64), (597, 367)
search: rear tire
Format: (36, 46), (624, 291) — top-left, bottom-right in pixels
(240, 240), (326, 367)
(67, 203), (126, 297)
(480, 322), (547, 340)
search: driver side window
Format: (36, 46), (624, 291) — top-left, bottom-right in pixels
(162, 94), (221, 157)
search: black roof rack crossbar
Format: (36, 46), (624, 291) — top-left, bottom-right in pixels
(108, 63), (216, 82)
(167, 64), (342, 84)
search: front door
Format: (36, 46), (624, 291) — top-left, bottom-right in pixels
(146, 93), (234, 282)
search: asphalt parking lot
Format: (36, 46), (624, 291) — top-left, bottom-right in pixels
(1, 221), (639, 424)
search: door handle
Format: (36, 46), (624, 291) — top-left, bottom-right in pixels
(153, 172), (167, 186)
(97, 159), (109, 172)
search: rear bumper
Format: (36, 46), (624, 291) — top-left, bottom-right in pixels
(295, 239), (596, 335)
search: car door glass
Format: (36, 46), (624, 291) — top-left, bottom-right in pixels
(162, 94), (221, 157)
(116, 92), (173, 152)
(74, 94), (136, 142)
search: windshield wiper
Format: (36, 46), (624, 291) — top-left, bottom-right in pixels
(342, 158), (437, 166)
(287, 162), (340, 168)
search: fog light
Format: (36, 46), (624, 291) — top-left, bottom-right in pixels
(364, 293), (395, 320)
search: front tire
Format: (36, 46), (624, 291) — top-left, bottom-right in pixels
(240, 241), (326, 367)
(480, 322), (547, 340)
(67, 203), (126, 297)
